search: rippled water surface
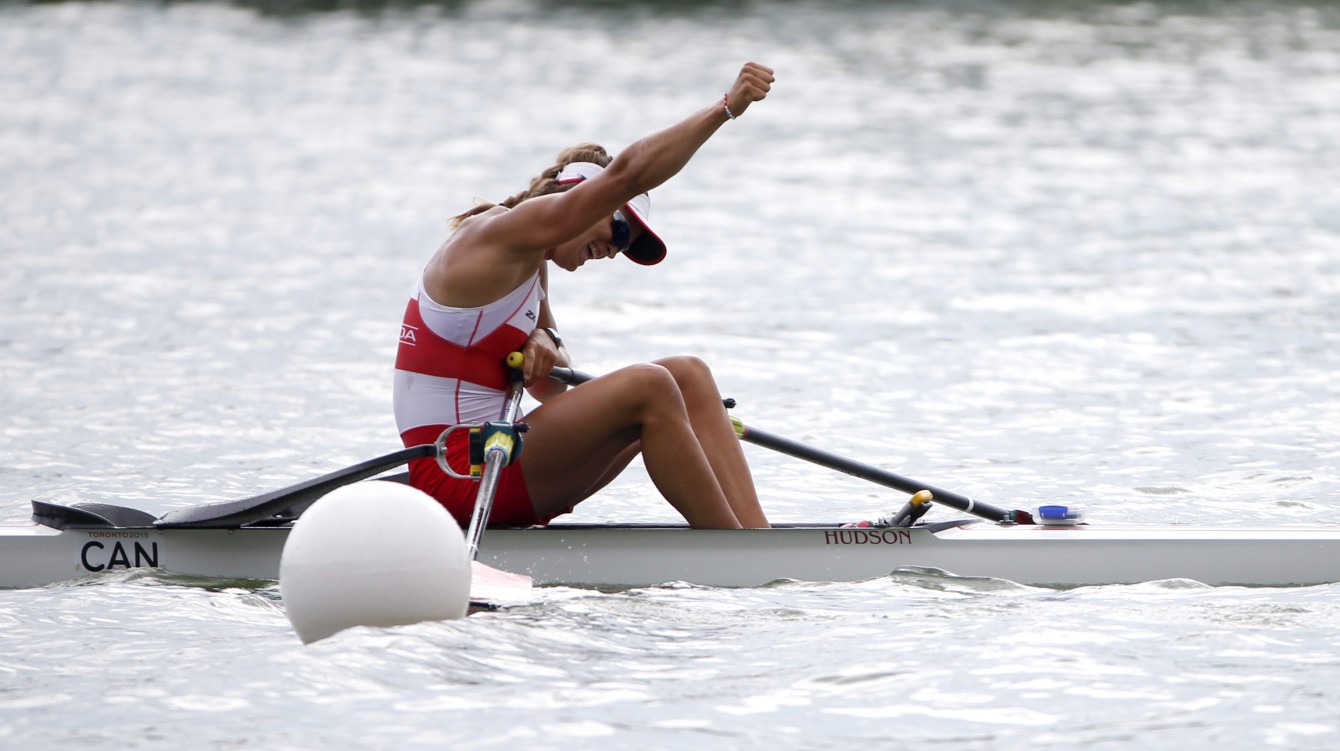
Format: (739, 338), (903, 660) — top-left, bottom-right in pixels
(2, 0), (1339, 748)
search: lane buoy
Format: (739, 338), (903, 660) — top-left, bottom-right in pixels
(279, 480), (470, 644)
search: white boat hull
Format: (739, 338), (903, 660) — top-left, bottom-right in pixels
(481, 523), (1340, 588)
(5, 518), (1340, 590)
(2, 523), (290, 588)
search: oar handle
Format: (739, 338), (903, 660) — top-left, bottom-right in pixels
(546, 364), (1034, 525)
(550, 365), (590, 387)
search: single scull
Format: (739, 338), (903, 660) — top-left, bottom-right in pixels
(4, 493), (1340, 589)
(6, 362), (1335, 592)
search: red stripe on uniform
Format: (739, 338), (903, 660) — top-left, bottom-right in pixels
(394, 298), (528, 391)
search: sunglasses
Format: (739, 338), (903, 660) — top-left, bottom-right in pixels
(610, 210), (632, 253)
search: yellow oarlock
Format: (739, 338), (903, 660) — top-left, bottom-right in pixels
(469, 424), (522, 476)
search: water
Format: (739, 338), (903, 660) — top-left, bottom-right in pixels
(2, 0), (1339, 747)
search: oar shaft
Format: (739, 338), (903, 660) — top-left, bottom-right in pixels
(734, 424), (1020, 524)
(466, 452), (508, 560)
(546, 364), (1032, 525)
(155, 444), (437, 528)
(464, 354), (528, 560)
(549, 366), (591, 386)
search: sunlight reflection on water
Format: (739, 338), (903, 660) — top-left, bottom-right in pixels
(2, 1), (1340, 748)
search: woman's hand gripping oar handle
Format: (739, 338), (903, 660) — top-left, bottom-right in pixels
(546, 364), (1034, 525)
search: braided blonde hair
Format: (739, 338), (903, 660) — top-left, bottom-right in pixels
(450, 143), (613, 227)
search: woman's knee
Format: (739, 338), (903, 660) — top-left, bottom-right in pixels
(616, 362), (685, 409)
(653, 355), (718, 395)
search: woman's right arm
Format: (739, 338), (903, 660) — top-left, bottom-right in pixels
(604, 61), (775, 197)
(491, 62), (775, 260)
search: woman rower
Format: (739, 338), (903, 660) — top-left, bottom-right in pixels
(393, 62), (774, 530)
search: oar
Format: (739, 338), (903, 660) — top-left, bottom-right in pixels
(547, 365), (1035, 525)
(727, 421), (1033, 524)
(155, 444), (437, 528)
(156, 354), (536, 531)
(462, 352), (534, 601)
(461, 352), (528, 560)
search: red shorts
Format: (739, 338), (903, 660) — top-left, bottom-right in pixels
(404, 426), (555, 527)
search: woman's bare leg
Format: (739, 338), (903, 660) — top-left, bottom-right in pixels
(519, 363), (743, 528)
(653, 356), (769, 528)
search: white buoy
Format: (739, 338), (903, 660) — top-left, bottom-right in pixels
(279, 480), (470, 644)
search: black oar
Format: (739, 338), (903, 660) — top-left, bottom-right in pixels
(547, 365), (1034, 525)
(155, 445), (436, 528)
(156, 355), (532, 531)
(727, 421), (1032, 524)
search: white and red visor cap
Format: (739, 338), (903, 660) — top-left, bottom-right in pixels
(555, 161), (667, 265)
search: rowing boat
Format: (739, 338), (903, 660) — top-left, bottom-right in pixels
(8, 362), (1337, 594)
(6, 493), (1340, 590)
